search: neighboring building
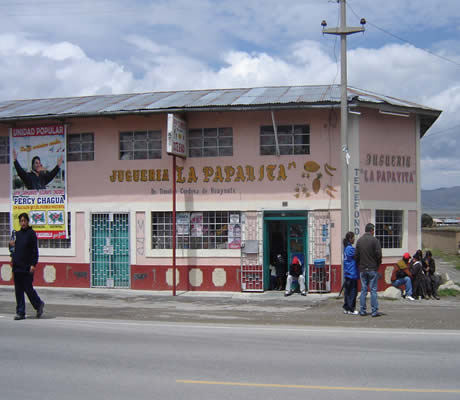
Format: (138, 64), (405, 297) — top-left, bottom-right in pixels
(0, 85), (441, 292)
(423, 227), (460, 255)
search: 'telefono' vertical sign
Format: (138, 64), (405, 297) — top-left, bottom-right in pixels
(167, 114), (187, 158)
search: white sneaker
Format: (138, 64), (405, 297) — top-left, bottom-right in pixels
(406, 295), (415, 301)
(350, 310), (359, 315)
(343, 309), (349, 314)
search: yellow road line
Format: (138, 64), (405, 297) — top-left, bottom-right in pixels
(176, 379), (460, 393)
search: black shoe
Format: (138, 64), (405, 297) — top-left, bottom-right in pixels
(36, 302), (45, 318)
(433, 295), (440, 300)
(300, 291), (306, 296)
(284, 292), (292, 297)
(371, 312), (383, 318)
(14, 314), (25, 320)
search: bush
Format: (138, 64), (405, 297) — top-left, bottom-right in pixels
(421, 213), (433, 227)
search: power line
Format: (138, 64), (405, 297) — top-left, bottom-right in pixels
(423, 123), (460, 139)
(346, 1), (460, 68)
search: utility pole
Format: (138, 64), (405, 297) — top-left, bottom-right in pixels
(322, 0), (365, 240)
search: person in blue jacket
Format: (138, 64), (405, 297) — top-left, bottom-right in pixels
(343, 231), (359, 315)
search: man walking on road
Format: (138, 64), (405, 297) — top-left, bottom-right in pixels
(356, 223), (382, 317)
(9, 212), (45, 320)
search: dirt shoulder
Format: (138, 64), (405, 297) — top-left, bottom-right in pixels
(0, 286), (459, 330)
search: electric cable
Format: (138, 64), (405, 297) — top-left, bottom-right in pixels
(347, 0), (460, 68)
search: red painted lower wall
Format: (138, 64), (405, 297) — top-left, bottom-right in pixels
(0, 262), (90, 287)
(0, 261), (398, 293)
(131, 265), (241, 291)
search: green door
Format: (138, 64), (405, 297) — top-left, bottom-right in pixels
(91, 213), (130, 288)
(287, 221), (307, 280)
(263, 212), (308, 290)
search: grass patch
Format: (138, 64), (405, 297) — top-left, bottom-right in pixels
(439, 288), (460, 297)
(428, 249), (460, 270)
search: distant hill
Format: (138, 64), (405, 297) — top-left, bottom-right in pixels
(422, 186), (460, 216)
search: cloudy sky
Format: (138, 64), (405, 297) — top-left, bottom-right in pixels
(0, 0), (459, 190)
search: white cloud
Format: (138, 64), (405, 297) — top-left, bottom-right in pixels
(0, 34), (134, 99)
(0, 19), (459, 189)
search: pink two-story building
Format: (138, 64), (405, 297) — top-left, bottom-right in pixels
(0, 85), (441, 293)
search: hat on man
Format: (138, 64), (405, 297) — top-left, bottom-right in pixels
(292, 256), (301, 265)
(403, 252), (411, 260)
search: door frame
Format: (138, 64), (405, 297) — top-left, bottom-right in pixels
(263, 211), (308, 290)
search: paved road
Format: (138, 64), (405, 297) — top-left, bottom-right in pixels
(1, 318), (459, 400)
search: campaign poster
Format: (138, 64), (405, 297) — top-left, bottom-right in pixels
(190, 212), (203, 237)
(176, 213), (190, 236)
(10, 125), (67, 239)
(228, 222), (242, 249)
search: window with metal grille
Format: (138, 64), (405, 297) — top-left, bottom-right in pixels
(375, 210), (403, 248)
(67, 133), (94, 161)
(38, 213), (71, 249)
(260, 125), (310, 155)
(0, 212), (10, 248)
(188, 127), (233, 157)
(151, 211), (240, 249)
(119, 130), (162, 160)
(0, 136), (9, 164)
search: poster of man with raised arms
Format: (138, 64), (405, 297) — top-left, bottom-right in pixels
(10, 125), (68, 239)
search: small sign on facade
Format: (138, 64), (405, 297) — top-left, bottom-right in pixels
(103, 245), (114, 255)
(167, 113), (187, 158)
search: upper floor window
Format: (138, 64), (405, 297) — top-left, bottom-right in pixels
(120, 130), (162, 160)
(67, 133), (94, 161)
(260, 124), (310, 155)
(375, 210), (403, 248)
(0, 136), (9, 164)
(188, 127), (233, 157)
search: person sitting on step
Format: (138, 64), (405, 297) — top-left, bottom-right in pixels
(285, 256), (306, 297)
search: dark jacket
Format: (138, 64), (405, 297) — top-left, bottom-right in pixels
(355, 233), (382, 272)
(14, 159), (60, 190)
(289, 263), (302, 278)
(12, 226), (39, 273)
(343, 243), (358, 279)
(424, 257), (436, 276)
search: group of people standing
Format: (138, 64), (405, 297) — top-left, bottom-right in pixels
(343, 223), (383, 317)
(342, 223), (441, 317)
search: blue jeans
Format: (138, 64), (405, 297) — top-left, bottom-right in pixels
(360, 270), (379, 314)
(392, 276), (412, 297)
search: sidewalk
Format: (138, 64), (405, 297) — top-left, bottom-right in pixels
(1, 284), (459, 330)
(1, 256), (458, 329)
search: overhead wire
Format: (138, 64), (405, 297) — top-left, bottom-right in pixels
(346, 0), (460, 68)
(423, 123), (460, 139)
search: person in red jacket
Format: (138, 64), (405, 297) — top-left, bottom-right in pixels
(391, 252), (415, 301)
(285, 256), (306, 297)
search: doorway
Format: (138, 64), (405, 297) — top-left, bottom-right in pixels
(263, 211), (308, 291)
(91, 212), (130, 288)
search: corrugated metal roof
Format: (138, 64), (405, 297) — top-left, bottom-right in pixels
(0, 84), (440, 122)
